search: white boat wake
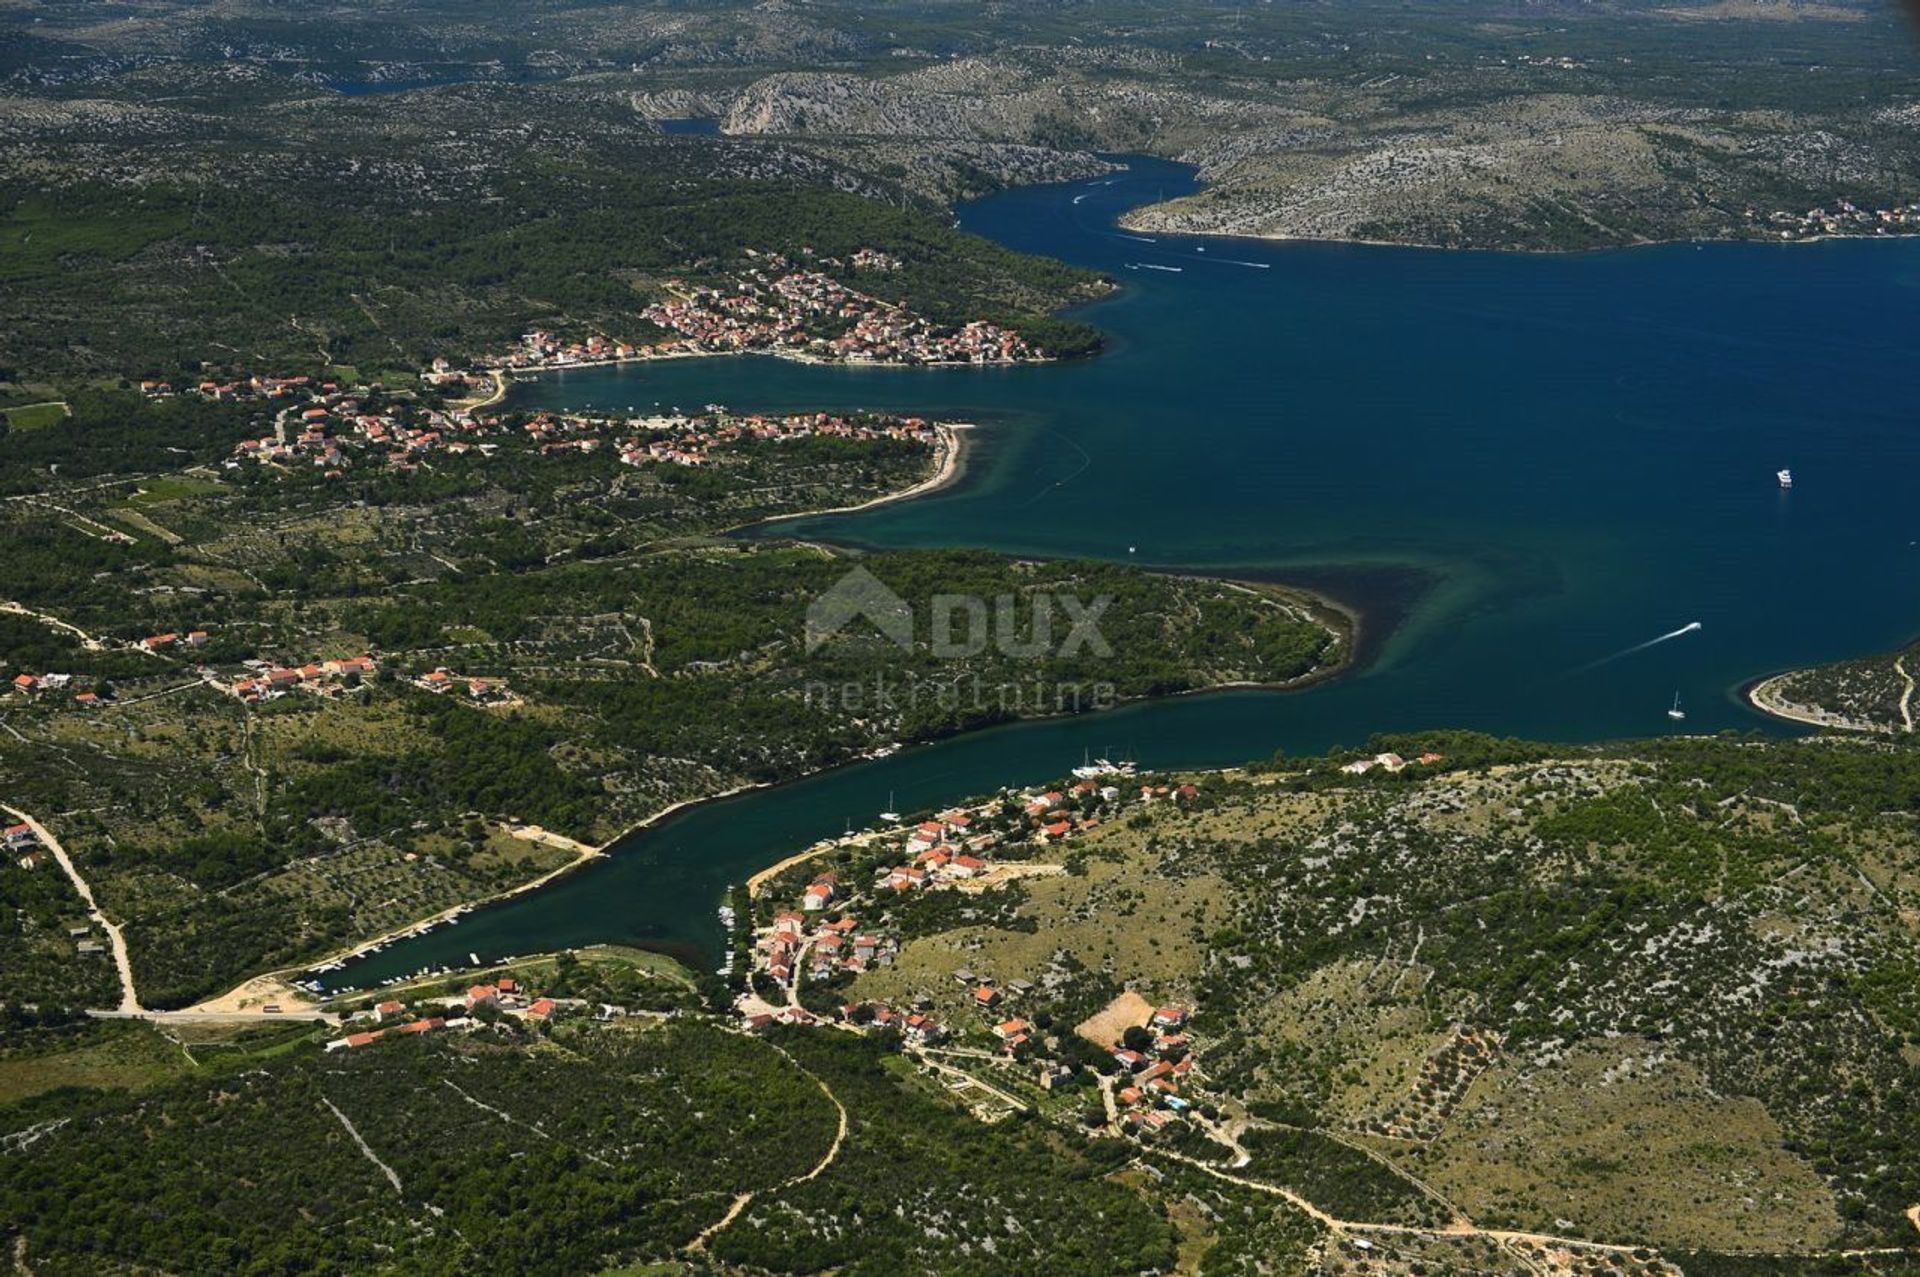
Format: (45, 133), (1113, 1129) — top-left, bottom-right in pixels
(1570, 621), (1702, 674)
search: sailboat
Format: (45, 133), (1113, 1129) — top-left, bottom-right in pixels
(1667, 693), (1686, 722)
(1073, 748), (1137, 780)
(879, 791), (901, 824)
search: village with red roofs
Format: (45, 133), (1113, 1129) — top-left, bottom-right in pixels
(735, 772), (1225, 1139)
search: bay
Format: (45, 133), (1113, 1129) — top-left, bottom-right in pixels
(324, 156), (1920, 988)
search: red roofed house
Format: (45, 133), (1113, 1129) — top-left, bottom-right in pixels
(465, 984), (499, 1010)
(1151, 1005), (1189, 1029)
(886, 865), (928, 892)
(972, 985), (1001, 1009)
(526, 998), (557, 1023)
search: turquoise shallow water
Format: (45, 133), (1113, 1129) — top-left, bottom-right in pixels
(324, 158), (1920, 988)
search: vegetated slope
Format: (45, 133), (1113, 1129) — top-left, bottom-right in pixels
(0, 1019), (1184, 1276)
(863, 732), (1920, 1258)
(0, 66), (1110, 385)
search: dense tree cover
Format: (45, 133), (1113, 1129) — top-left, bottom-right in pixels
(1233, 1127), (1446, 1228)
(0, 133), (1107, 384)
(0, 1022), (838, 1275)
(0, 852), (119, 1011)
(0, 389), (259, 491)
(340, 545), (1338, 790)
(0, 512), (166, 621)
(0, 1020), (1196, 1275)
(275, 693), (606, 841)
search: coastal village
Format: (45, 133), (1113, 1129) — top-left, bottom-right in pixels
(314, 768), (1228, 1149)
(470, 249), (1040, 372)
(639, 256), (1039, 366)
(123, 243), (1021, 484)
(1744, 197), (1920, 241)
(732, 771), (1221, 1142)
(150, 363), (943, 483)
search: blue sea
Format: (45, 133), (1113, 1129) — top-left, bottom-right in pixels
(327, 157), (1920, 986)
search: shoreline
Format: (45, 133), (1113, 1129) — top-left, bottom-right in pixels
(1114, 213), (1920, 258)
(298, 336), (1367, 992)
(481, 344), (1056, 388)
(1112, 174), (1920, 258)
(314, 574), (1364, 992)
(741, 420), (973, 530)
(297, 779), (775, 996)
(1743, 671), (1888, 735)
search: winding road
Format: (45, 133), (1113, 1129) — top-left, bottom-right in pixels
(686, 1039), (850, 1255)
(1152, 1146), (1649, 1266)
(1896, 655), (1915, 734)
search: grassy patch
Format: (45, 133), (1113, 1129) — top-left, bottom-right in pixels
(122, 474), (224, 504)
(0, 1022), (191, 1106)
(1422, 1039), (1841, 1251)
(2, 401), (68, 431)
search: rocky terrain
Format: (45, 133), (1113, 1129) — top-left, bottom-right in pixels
(848, 732), (1920, 1262)
(708, 38), (1920, 250)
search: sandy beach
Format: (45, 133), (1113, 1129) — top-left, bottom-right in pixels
(746, 421), (972, 529)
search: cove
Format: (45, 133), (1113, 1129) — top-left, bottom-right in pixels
(322, 157), (1920, 989)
